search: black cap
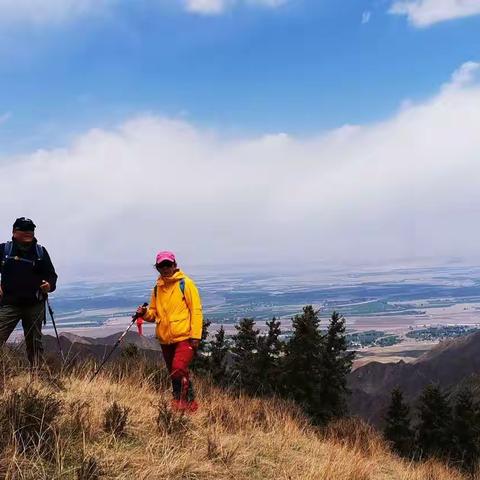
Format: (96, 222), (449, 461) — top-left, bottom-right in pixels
(13, 217), (36, 231)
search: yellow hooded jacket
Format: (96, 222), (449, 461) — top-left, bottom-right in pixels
(144, 270), (203, 344)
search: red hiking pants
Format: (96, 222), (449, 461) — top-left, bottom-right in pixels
(161, 340), (195, 382)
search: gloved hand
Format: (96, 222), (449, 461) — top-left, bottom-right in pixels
(40, 280), (51, 294)
(136, 305), (148, 317)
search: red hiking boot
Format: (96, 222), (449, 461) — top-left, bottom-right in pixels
(171, 399), (199, 413)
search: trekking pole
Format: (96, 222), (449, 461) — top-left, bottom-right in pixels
(45, 296), (65, 363)
(90, 302), (148, 382)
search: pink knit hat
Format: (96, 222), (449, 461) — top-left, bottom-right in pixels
(156, 251), (176, 264)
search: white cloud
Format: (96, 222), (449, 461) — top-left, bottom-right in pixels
(362, 10), (371, 24)
(449, 61), (480, 88)
(1, 61), (480, 277)
(390, 0), (480, 27)
(183, 0), (286, 15)
(184, 0), (228, 15)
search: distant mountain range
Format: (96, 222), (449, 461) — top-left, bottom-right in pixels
(42, 331), (162, 364)
(348, 331), (480, 425)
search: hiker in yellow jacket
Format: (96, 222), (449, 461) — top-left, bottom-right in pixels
(137, 251), (203, 411)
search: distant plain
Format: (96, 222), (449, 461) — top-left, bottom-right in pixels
(20, 264), (480, 364)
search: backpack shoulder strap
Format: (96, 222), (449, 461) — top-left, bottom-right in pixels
(153, 280), (185, 301)
(4, 241), (13, 258)
(35, 243), (44, 261)
(1, 241), (12, 266)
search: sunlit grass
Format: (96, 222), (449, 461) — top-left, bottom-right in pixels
(0, 348), (472, 479)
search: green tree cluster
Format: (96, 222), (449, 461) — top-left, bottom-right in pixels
(197, 306), (354, 425)
(384, 384), (480, 474)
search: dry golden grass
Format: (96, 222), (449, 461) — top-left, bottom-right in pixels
(0, 358), (471, 480)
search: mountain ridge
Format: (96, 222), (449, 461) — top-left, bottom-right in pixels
(348, 331), (480, 424)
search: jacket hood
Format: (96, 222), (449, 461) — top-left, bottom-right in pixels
(156, 270), (186, 286)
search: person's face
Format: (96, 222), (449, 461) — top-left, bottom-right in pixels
(156, 261), (177, 278)
(13, 229), (34, 244)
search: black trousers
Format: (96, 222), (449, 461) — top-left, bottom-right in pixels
(0, 303), (45, 366)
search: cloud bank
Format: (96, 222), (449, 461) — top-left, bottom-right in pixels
(390, 0), (480, 27)
(1, 62), (479, 276)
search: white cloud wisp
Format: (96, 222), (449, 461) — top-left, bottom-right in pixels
(184, 0), (228, 15)
(183, 0), (286, 15)
(390, 0), (480, 27)
(362, 11), (372, 24)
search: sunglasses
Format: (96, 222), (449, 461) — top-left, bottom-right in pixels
(155, 261), (175, 270)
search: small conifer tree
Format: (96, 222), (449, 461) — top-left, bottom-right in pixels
(231, 318), (260, 393)
(451, 387), (480, 474)
(281, 306), (325, 424)
(416, 384), (452, 460)
(255, 317), (284, 394)
(191, 319), (211, 374)
(383, 388), (414, 457)
(209, 326), (229, 384)
(318, 311), (355, 420)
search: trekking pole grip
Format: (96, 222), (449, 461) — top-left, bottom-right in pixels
(89, 302), (149, 382)
(134, 302), (148, 319)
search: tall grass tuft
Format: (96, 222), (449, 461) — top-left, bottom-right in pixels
(323, 416), (386, 457)
(0, 345), (29, 385)
(0, 386), (62, 459)
(156, 399), (190, 435)
(103, 401), (130, 437)
(77, 456), (101, 480)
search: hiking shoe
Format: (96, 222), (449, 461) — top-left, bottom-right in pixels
(171, 399), (198, 414)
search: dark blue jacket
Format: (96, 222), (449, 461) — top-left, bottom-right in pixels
(0, 239), (57, 306)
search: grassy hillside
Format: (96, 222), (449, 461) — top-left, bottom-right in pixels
(0, 349), (470, 480)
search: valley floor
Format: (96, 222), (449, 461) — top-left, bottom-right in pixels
(352, 340), (437, 369)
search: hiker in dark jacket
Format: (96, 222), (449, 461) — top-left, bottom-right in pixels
(0, 217), (58, 366)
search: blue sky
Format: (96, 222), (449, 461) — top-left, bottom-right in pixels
(1, 0), (480, 275)
(0, 0), (479, 154)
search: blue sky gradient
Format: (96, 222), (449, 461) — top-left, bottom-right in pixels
(0, 0), (479, 154)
